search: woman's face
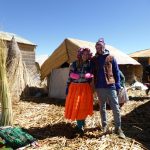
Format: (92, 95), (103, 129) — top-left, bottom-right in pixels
(82, 50), (89, 61)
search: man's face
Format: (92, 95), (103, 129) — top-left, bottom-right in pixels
(95, 43), (104, 54)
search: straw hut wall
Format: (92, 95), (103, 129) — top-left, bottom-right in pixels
(41, 38), (142, 99)
(119, 65), (143, 84)
(6, 37), (32, 101)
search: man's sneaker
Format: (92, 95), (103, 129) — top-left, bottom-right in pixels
(115, 128), (126, 139)
(102, 126), (108, 133)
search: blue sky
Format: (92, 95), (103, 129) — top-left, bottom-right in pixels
(0, 0), (150, 59)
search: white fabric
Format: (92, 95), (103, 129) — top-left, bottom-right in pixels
(131, 81), (148, 90)
(118, 87), (129, 104)
(49, 68), (69, 99)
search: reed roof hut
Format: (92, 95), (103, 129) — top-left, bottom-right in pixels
(0, 32), (41, 100)
(0, 31), (36, 70)
(129, 48), (150, 82)
(41, 38), (142, 99)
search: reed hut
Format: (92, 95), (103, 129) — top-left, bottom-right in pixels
(0, 32), (41, 100)
(129, 48), (150, 82)
(41, 38), (142, 99)
(0, 31), (36, 71)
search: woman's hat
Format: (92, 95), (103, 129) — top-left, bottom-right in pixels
(77, 48), (92, 60)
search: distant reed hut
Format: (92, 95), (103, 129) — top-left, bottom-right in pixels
(0, 31), (41, 101)
(129, 48), (150, 82)
(0, 31), (36, 71)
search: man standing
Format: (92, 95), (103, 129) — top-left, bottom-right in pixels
(91, 38), (125, 139)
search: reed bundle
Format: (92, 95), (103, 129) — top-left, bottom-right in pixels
(0, 39), (13, 126)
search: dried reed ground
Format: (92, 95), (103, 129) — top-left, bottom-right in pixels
(11, 90), (150, 150)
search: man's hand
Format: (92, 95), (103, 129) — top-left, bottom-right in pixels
(116, 88), (122, 96)
(90, 80), (95, 92)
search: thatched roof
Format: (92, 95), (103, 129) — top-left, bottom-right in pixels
(41, 38), (141, 80)
(129, 49), (150, 57)
(0, 31), (36, 46)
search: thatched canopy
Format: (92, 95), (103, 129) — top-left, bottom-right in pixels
(41, 38), (141, 80)
(129, 49), (150, 57)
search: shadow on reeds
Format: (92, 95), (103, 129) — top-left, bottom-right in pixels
(21, 97), (66, 107)
(24, 122), (77, 139)
(25, 122), (110, 140)
(129, 96), (150, 101)
(121, 100), (150, 149)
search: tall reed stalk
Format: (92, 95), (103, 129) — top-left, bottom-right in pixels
(0, 39), (13, 126)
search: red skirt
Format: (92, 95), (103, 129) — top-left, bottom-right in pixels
(65, 83), (93, 121)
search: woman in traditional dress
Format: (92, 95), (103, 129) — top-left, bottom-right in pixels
(65, 48), (94, 135)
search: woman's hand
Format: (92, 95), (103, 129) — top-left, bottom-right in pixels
(84, 73), (94, 79)
(70, 73), (80, 80)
